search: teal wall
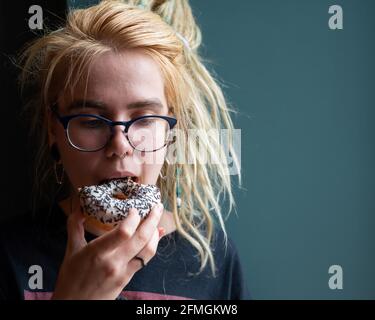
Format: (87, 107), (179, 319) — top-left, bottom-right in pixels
(69, 0), (375, 299)
(190, 0), (375, 299)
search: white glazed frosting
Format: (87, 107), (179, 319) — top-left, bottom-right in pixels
(78, 177), (161, 226)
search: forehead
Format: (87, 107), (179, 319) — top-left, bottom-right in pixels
(58, 49), (167, 112)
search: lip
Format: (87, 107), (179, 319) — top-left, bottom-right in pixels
(99, 171), (139, 184)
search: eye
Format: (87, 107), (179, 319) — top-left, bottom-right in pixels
(135, 118), (154, 126)
(80, 119), (106, 128)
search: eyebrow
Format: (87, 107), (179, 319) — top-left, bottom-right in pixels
(66, 99), (164, 112)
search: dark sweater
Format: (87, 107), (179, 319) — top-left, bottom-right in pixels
(0, 202), (250, 300)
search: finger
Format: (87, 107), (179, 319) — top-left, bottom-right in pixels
(126, 227), (160, 272)
(128, 203), (164, 253)
(137, 226), (161, 260)
(158, 227), (166, 240)
(66, 206), (87, 256)
(116, 226), (164, 262)
(89, 208), (141, 253)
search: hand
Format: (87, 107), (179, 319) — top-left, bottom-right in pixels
(51, 203), (165, 300)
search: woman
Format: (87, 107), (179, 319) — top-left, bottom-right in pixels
(0, 0), (249, 300)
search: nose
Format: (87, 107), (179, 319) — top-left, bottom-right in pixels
(104, 125), (133, 158)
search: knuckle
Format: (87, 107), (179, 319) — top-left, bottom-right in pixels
(92, 252), (105, 266)
(103, 261), (120, 278)
(137, 229), (150, 243)
(117, 224), (133, 240)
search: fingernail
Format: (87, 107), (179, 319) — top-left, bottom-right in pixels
(158, 227), (166, 238)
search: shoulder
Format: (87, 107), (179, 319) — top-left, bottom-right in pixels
(210, 225), (251, 300)
(169, 223), (242, 266)
(0, 213), (40, 300)
(0, 202), (65, 251)
(211, 224), (242, 262)
(0, 213), (36, 244)
(0, 205), (65, 300)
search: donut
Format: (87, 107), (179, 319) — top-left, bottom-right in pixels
(78, 177), (161, 230)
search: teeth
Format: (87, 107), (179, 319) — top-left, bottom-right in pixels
(99, 176), (138, 185)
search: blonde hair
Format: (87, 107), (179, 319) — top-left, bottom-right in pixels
(19, 0), (241, 277)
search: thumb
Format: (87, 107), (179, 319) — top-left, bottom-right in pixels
(66, 206), (87, 256)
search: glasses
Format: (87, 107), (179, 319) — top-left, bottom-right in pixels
(51, 104), (177, 152)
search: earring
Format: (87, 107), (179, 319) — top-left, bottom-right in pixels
(54, 162), (64, 185)
(50, 143), (64, 184)
(176, 166), (181, 209)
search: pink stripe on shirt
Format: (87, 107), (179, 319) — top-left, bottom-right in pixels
(24, 289), (193, 300)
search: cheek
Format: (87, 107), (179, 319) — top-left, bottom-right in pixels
(56, 135), (99, 189)
(135, 149), (166, 184)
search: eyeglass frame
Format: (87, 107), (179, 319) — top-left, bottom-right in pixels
(50, 103), (177, 152)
